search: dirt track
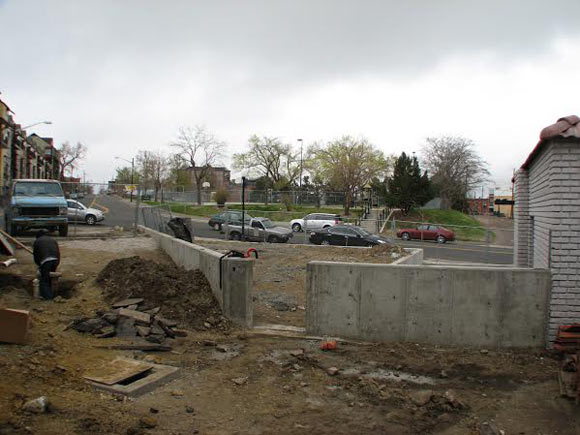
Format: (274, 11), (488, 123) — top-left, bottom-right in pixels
(0, 235), (578, 434)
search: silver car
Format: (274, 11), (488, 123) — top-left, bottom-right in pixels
(66, 199), (105, 225)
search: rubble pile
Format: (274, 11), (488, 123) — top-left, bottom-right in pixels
(70, 298), (189, 343)
(95, 256), (230, 330)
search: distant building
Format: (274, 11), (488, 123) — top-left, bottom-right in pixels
(467, 197), (492, 215)
(185, 166), (231, 191)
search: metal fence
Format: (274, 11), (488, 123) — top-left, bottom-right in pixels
(58, 182), (141, 237)
(155, 188), (385, 208)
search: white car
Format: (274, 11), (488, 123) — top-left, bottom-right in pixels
(66, 199), (105, 225)
(290, 213), (342, 232)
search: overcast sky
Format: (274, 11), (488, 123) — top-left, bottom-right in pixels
(2, 0), (580, 194)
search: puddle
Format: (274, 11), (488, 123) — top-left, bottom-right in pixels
(341, 367), (437, 385)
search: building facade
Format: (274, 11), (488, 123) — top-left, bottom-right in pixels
(513, 115), (580, 343)
(0, 97), (60, 200)
(186, 166), (231, 191)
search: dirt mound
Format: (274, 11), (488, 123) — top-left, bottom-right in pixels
(96, 256), (228, 330)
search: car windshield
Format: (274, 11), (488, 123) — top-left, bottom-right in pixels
(260, 219), (275, 229)
(353, 227), (372, 237)
(14, 182), (64, 197)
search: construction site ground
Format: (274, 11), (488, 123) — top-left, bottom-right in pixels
(0, 235), (578, 435)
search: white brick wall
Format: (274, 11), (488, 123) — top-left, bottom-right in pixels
(518, 139), (580, 343)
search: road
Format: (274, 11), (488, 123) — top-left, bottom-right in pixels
(2, 194), (514, 264)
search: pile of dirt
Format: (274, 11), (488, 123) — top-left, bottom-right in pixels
(365, 244), (407, 258)
(96, 256), (229, 330)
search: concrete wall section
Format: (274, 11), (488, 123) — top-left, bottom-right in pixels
(140, 226), (253, 327)
(307, 262), (551, 347)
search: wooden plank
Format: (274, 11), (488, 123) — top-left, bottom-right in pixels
(95, 343), (172, 352)
(83, 358), (153, 385)
(118, 308), (150, 325)
(0, 229), (32, 254)
(0, 232), (15, 256)
(112, 298), (145, 308)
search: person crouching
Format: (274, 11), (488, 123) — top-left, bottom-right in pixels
(33, 229), (60, 300)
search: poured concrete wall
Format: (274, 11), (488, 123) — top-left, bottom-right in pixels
(140, 226), (253, 327)
(307, 262), (551, 347)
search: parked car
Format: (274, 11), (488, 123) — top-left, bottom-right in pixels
(66, 199), (105, 225)
(396, 224), (455, 243)
(5, 179), (68, 236)
(208, 211), (252, 231)
(290, 213), (343, 232)
(228, 217), (293, 243)
(309, 225), (390, 247)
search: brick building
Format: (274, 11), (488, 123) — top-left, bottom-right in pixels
(186, 166), (231, 191)
(513, 115), (580, 343)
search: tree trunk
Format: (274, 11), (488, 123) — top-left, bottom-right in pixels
(196, 184), (202, 205)
(344, 191), (351, 216)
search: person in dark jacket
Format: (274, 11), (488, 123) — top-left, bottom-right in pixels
(33, 229), (60, 299)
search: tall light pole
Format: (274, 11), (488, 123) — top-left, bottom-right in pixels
(23, 121), (52, 129)
(297, 138), (303, 188)
(115, 156), (135, 202)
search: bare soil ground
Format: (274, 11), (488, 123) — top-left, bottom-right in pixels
(193, 240), (407, 327)
(0, 236), (578, 435)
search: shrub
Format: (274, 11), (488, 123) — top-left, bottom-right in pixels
(215, 190), (228, 207)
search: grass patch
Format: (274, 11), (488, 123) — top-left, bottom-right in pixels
(144, 201), (363, 222)
(385, 209), (493, 242)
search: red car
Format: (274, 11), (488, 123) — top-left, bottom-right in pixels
(396, 224), (455, 243)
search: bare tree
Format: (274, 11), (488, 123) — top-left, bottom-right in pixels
(57, 141), (87, 179)
(171, 126), (226, 205)
(232, 135), (300, 189)
(421, 136), (490, 210)
(137, 150), (170, 201)
(310, 136), (387, 215)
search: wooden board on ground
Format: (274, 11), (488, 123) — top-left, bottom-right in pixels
(83, 358), (153, 385)
(0, 232), (15, 256)
(112, 298), (145, 308)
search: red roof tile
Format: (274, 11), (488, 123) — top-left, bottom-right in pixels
(521, 115), (580, 170)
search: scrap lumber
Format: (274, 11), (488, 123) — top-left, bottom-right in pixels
(0, 229), (33, 254)
(0, 231), (15, 256)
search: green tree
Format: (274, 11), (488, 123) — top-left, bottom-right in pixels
(232, 135), (299, 186)
(386, 152), (432, 214)
(310, 136), (387, 215)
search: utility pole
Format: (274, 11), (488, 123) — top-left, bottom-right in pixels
(241, 176), (247, 241)
(297, 139), (303, 188)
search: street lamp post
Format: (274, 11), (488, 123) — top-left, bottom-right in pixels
(22, 121), (52, 130)
(115, 156), (135, 202)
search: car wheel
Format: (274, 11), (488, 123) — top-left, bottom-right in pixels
(213, 223), (222, 231)
(267, 235), (279, 243)
(436, 235), (446, 244)
(321, 239), (330, 245)
(59, 225), (68, 237)
(230, 232), (241, 241)
(85, 214), (96, 225)
(401, 232), (410, 241)
(292, 223), (302, 232)
(323, 225), (330, 229)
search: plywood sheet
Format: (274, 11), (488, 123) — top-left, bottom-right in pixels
(83, 358), (153, 386)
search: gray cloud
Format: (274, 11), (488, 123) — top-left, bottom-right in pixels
(1, 0), (580, 184)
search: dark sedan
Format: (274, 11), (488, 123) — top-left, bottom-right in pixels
(309, 225), (390, 247)
(208, 211), (252, 231)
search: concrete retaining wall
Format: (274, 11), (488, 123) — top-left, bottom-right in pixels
(307, 262), (551, 347)
(140, 226), (253, 327)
